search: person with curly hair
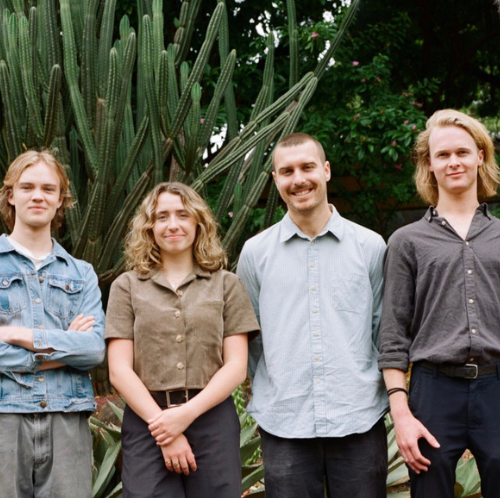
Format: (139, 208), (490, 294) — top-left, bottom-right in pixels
(105, 182), (259, 498)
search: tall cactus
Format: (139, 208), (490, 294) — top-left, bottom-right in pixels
(0, 0), (359, 393)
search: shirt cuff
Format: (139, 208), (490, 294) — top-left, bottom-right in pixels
(32, 329), (49, 350)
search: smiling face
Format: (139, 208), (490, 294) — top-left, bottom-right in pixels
(428, 125), (484, 202)
(272, 140), (331, 219)
(8, 161), (63, 233)
(152, 192), (198, 261)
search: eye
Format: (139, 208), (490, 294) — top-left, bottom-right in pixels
(156, 214), (167, 221)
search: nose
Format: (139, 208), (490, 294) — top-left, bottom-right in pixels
(167, 215), (180, 230)
(31, 187), (44, 200)
(448, 153), (461, 167)
(291, 170), (307, 186)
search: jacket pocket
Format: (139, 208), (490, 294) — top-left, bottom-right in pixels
(46, 276), (84, 319)
(0, 274), (27, 315)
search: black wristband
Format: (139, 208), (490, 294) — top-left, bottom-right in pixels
(387, 387), (408, 397)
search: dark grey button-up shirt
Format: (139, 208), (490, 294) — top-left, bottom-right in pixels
(378, 205), (500, 372)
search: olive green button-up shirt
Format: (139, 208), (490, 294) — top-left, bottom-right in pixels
(105, 266), (260, 391)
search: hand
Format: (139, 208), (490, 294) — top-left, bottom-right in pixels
(68, 314), (95, 332)
(161, 434), (197, 475)
(393, 410), (440, 473)
(148, 405), (194, 446)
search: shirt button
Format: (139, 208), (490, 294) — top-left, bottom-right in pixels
(313, 332), (319, 337)
(37, 377), (45, 382)
(427, 216), (431, 222)
(311, 285), (316, 291)
(38, 276), (44, 283)
(467, 270), (472, 275)
(65, 284), (70, 290)
(469, 299), (474, 304)
(316, 379), (321, 385)
(39, 401), (47, 408)
(2, 279), (7, 286)
(310, 263), (315, 268)
(312, 308), (318, 314)
(310, 241), (315, 246)
(174, 310), (181, 318)
(465, 241), (470, 246)
(314, 355), (320, 361)
(469, 358), (474, 362)
(471, 329), (477, 334)
(433, 210), (437, 216)
(441, 221), (446, 226)
(37, 325), (44, 329)
(177, 290), (183, 296)
(176, 362), (185, 370)
(35, 298), (41, 304)
(35, 354), (44, 361)
(176, 335), (183, 343)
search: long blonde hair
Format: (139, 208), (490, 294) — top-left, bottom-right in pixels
(125, 182), (227, 273)
(414, 109), (499, 205)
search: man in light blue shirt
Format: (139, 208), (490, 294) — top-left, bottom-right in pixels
(237, 133), (388, 497)
(0, 150), (105, 497)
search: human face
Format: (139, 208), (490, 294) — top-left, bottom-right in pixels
(152, 192), (197, 260)
(8, 161), (63, 232)
(272, 140), (331, 217)
(428, 125), (484, 200)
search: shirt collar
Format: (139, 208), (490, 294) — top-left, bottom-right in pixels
(279, 205), (345, 243)
(0, 234), (70, 263)
(138, 262), (212, 283)
(424, 203), (492, 223)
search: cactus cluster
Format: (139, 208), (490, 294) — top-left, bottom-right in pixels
(0, 0), (359, 282)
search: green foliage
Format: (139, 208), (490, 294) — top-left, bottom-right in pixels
(302, 50), (435, 237)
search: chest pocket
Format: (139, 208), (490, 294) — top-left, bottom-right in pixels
(46, 277), (84, 319)
(0, 274), (27, 314)
(330, 273), (371, 314)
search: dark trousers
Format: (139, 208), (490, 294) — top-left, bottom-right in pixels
(409, 363), (500, 497)
(259, 418), (388, 498)
(121, 397), (241, 498)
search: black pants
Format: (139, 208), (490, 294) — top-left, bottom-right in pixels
(121, 397), (241, 498)
(259, 417), (388, 498)
(409, 363), (500, 497)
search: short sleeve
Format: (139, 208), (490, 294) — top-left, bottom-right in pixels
(222, 272), (260, 338)
(105, 273), (135, 340)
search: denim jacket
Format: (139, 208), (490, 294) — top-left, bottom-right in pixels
(0, 235), (106, 413)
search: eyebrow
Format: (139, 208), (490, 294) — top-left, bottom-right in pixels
(18, 182), (59, 188)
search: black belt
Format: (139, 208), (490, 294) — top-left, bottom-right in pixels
(418, 361), (498, 379)
(150, 389), (201, 408)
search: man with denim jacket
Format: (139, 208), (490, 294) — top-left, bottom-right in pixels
(0, 150), (106, 497)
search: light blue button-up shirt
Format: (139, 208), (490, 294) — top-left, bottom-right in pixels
(237, 207), (388, 438)
(0, 234), (105, 413)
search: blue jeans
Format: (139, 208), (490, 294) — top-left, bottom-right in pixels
(409, 363), (500, 497)
(0, 412), (92, 497)
(260, 417), (388, 498)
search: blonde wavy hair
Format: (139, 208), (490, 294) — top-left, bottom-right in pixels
(414, 109), (500, 206)
(125, 182), (227, 273)
(0, 149), (73, 230)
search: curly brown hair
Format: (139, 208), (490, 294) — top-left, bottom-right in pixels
(414, 109), (500, 206)
(125, 182), (227, 273)
(0, 150), (73, 230)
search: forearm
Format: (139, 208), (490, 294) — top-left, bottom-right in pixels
(383, 368), (412, 419)
(109, 363), (162, 422)
(0, 326), (51, 352)
(183, 357), (247, 424)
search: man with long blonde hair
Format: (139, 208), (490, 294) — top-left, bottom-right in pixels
(0, 150), (105, 497)
(379, 109), (500, 497)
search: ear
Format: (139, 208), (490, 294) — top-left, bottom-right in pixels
(57, 194), (63, 209)
(7, 190), (14, 206)
(324, 161), (331, 181)
(272, 170), (277, 185)
(428, 156), (433, 172)
(478, 149), (484, 167)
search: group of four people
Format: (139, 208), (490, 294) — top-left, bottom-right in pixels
(0, 108), (499, 498)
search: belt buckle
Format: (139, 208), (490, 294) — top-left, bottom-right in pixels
(464, 364), (478, 379)
(166, 389), (189, 407)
